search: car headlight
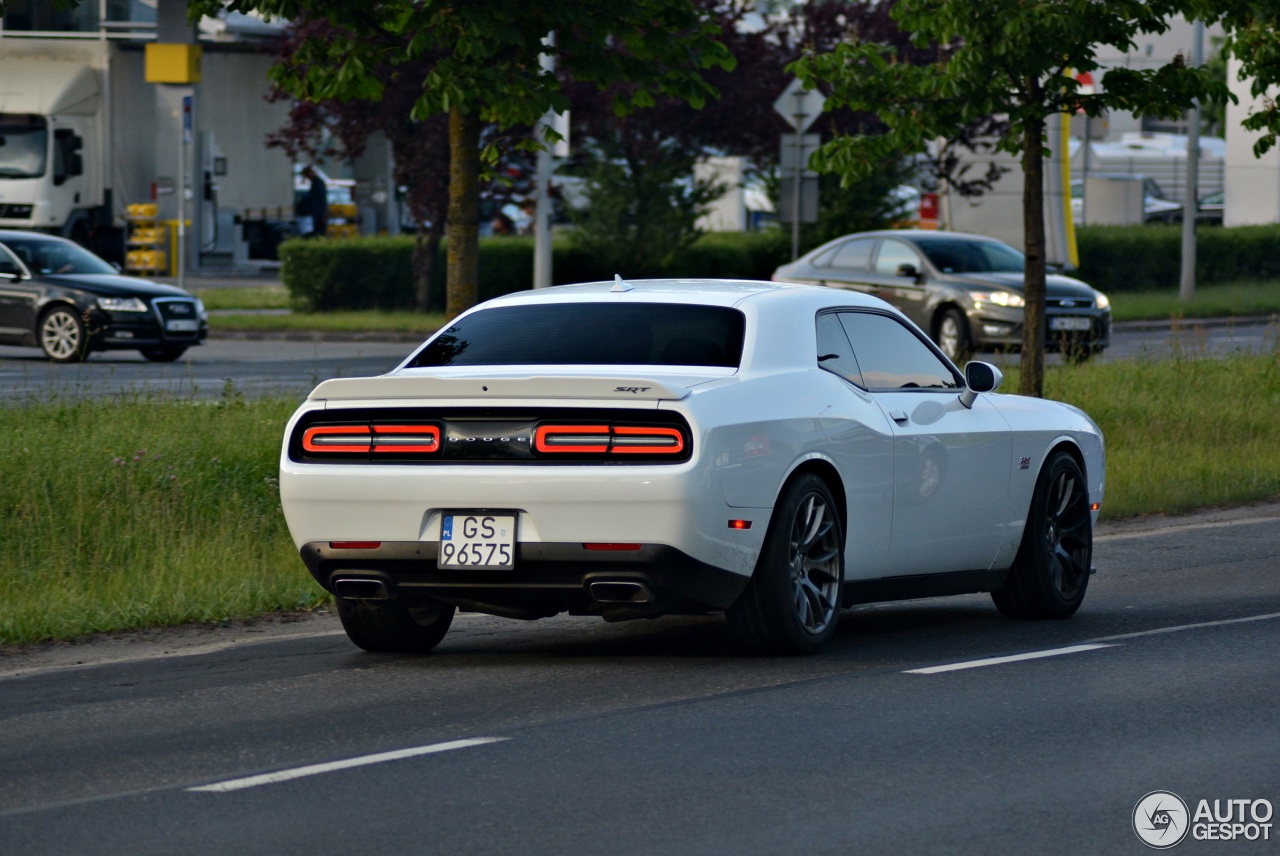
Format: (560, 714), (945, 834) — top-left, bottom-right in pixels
(1095, 292), (1110, 310)
(97, 296), (149, 313)
(970, 290), (1025, 308)
(195, 298), (208, 319)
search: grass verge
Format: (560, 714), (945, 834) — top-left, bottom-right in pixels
(0, 389), (325, 645)
(3, 350), (1278, 645)
(1109, 281), (1280, 323)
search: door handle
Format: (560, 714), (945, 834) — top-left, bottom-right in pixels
(889, 409), (908, 423)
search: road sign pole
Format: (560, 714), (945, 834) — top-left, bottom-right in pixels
(774, 79), (826, 260)
(791, 124), (803, 260)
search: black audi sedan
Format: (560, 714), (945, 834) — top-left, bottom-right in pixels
(0, 230), (207, 362)
(772, 230), (1111, 362)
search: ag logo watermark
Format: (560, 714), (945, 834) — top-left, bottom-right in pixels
(1133, 791), (1274, 848)
(1134, 791), (1190, 849)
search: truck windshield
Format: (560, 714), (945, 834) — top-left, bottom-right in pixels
(0, 115), (48, 179)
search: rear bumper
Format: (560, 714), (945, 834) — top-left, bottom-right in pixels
(301, 540), (751, 617)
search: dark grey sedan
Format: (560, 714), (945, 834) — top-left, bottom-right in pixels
(0, 231), (207, 362)
(772, 230), (1111, 362)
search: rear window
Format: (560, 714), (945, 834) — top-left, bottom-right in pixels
(409, 303), (746, 368)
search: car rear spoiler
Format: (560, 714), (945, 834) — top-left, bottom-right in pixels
(307, 374), (695, 403)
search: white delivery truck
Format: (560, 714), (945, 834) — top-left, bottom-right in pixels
(0, 58), (108, 251)
(0, 39), (293, 266)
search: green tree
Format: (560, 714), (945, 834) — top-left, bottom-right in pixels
(792, 0), (1231, 397)
(565, 134), (725, 277)
(190, 0), (733, 318)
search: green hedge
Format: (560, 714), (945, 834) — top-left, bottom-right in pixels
(280, 231), (796, 311)
(1075, 223), (1280, 293)
(281, 225), (1280, 310)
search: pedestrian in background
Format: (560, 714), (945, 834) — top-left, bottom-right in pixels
(299, 166), (328, 238)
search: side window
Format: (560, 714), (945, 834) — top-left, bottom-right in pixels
(838, 311), (960, 390)
(815, 312), (864, 387)
(0, 247), (21, 277)
(873, 239), (921, 276)
(828, 239), (874, 271)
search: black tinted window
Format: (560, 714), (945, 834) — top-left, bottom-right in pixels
(913, 237), (1024, 274)
(837, 311), (960, 390)
(409, 303), (745, 368)
(816, 312), (863, 386)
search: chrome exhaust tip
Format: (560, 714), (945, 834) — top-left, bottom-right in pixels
(333, 577), (391, 600)
(588, 580), (654, 605)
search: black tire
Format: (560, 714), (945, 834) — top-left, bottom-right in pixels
(140, 345), (189, 362)
(335, 597), (456, 653)
(39, 305), (90, 363)
(727, 473), (844, 655)
(935, 307), (972, 364)
(992, 451), (1092, 619)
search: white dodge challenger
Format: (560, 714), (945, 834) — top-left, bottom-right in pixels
(280, 278), (1104, 655)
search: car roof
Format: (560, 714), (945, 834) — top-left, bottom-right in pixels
(478, 278), (887, 311)
(0, 230), (72, 244)
(791, 229), (1013, 261)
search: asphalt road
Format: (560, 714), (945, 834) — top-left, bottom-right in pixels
(1, 319), (1275, 403)
(0, 336), (413, 403)
(2, 505), (1278, 855)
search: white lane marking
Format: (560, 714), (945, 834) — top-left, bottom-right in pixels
(188, 737), (509, 793)
(1095, 514), (1279, 542)
(1090, 611), (1280, 643)
(905, 643), (1116, 675)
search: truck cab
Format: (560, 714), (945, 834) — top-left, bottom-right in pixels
(0, 60), (102, 246)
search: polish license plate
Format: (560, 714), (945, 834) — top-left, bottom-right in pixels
(1050, 316), (1092, 332)
(439, 512), (516, 570)
(165, 319), (200, 332)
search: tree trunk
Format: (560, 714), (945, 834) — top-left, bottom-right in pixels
(412, 220), (445, 313)
(1020, 81), (1048, 399)
(446, 105), (480, 319)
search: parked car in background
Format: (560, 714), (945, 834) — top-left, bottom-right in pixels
(1196, 189), (1224, 225)
(280, 278), (1105, 656)
(771, 230), (1111, 362)
(0, 230), (207, 362)
(1070, 175), (1184, 223)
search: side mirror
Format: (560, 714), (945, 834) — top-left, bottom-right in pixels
(959, 361), (1003, 409)
(895, 263), (918, 278)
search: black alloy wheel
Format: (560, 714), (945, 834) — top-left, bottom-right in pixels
(992, 450), (1092, 619)
(727, 472), (844, 655)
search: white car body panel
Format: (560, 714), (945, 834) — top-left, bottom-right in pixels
(279, 279), (1105, 629)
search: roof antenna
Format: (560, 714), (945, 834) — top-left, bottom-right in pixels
(611, 274), (634, 292)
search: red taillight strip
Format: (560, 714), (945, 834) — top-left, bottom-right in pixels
(535, 424), (687, 455)
(610, 426), (685, 455)
(372, 424), (441, 454)
(302, 425), (372, 454)
(535, 424), (611, 454)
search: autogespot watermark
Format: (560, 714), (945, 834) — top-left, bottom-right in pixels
(1133, 791), (1274, 848)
